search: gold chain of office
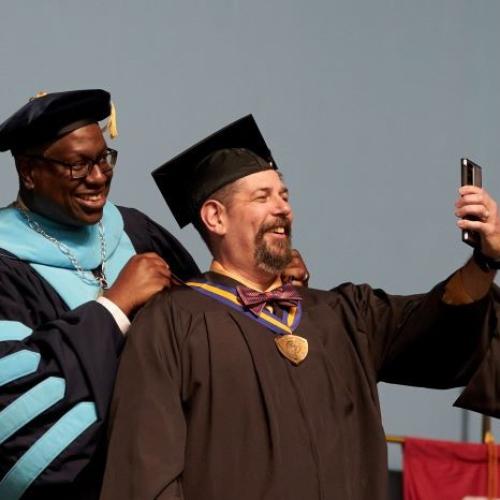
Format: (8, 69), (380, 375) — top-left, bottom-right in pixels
(16, 204), (109, 291)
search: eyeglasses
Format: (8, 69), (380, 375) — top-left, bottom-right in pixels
(24, 148), (118, 179)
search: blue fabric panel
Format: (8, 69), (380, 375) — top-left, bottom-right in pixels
(0, 377), (66, 444)
(0, 321), (32, 341)
(0, 402), (98, 500)
(30, 231), (136, 309)
(0, 351), (41, 388)
(0, 202), (123, 269)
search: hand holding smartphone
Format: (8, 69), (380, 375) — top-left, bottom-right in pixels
(460, 158), (482, 247)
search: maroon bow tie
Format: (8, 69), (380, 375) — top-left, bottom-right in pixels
(236, 283), (302, 316)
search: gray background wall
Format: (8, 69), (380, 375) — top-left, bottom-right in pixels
(1, 0), (499, 470)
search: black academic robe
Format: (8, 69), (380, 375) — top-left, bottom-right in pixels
(101, 272), (494, 500)
(0, 206), (199, 500)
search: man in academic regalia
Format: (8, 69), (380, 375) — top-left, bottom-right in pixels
(100, 115), (500, 500)
(0, 90), (201, 500)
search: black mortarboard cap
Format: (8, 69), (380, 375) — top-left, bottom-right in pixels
(152, 114), (277, 228)
(0, 89), (113, 152)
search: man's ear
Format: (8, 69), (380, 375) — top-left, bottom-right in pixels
(200, 199), (227, 236)
(16, 157), (36, 190)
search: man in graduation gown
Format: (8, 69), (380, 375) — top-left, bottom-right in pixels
(100, 115), (500, 500)
(0, 90), (202, 500)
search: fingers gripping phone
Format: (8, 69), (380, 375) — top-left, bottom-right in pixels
(460, 158), (482, 248)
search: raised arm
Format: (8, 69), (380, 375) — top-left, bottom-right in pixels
(446, 186), (500, 303)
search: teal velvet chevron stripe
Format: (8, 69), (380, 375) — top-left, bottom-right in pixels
(0, 321), (32, 341)
(0, 402), (98, 499)
(0, 377), (66, 444)
(0, 350), (41, 388)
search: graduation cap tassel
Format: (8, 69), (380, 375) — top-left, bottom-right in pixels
(107, 101), (118, 139)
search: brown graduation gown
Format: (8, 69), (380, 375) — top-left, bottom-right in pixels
(100, 272), (494, 500)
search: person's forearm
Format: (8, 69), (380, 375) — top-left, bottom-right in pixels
(462, 256), (496, 299)
(443, 257), (495, 305)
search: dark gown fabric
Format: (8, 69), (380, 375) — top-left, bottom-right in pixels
(0, 206), (199, 500)
(101, 272), (495, 500)
(454, 285), (500, 417)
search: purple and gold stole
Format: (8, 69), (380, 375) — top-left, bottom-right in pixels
(185, 279), (302, 337)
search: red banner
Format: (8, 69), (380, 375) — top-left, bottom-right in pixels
(403, 437), (500, 500)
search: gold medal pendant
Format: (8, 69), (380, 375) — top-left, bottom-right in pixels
(275, 334), (308, 365)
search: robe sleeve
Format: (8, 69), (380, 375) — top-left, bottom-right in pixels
(100, 290), (187, 500)
(0, 255), (125, 497)
(453, 285), (500, 417)
(336, 280), (493, 388)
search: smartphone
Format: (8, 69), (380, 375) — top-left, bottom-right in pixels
(460, 158), (482, 247)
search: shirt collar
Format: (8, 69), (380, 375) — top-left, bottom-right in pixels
(210, 260), (282, 292)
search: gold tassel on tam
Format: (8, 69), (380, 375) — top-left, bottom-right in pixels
(107, 101), (118, 139)
(29, 91), (48, 101)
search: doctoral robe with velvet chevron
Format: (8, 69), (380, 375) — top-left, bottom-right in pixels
(0, 203), (198, 500)
(101, 272), (497, 500)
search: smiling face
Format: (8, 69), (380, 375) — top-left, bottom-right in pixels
(17, 123), (113, 226)
(216, 169), (293, 278)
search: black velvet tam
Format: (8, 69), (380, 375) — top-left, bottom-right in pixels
(0, 89), (111, 152)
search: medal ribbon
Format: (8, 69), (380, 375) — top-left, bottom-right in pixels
(185, 279), (302, 336)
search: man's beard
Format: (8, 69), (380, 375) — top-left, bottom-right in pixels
(254, 217), (293, 275)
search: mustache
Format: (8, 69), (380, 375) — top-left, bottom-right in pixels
(256, 217), (292, 239)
